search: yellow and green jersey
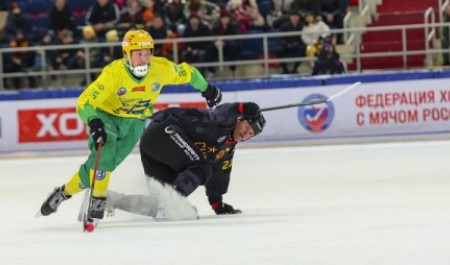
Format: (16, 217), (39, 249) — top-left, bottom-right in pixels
(77, 56), (208, 123)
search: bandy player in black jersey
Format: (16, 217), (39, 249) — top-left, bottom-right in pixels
(106, 102), (266, 220)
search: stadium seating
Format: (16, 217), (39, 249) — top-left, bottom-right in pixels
(22, 0), (52, 16)
(68, 0), (93, 13)
(348, 0), (439, 71)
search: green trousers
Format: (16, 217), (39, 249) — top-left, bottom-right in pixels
(78, 111), (146, 187)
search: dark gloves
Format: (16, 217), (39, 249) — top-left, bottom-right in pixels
(88, 118), (107, 148)
(202, 84), (222, 108)
(211, 201), (242, 215)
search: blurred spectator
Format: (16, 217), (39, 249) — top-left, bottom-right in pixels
(290, 0), (319, 15)
(186, 0), (220, 26)
(318, 0), (347, 44)
(181, 13), (211, 68)
(118, 0), (145, 34)
(164, 0), (187, 33)
(311, 43), (345, 75)
(153, 0), (168, 15)
(36, 31), (59, 73)
(301, 11), (329, 59)
(49, 0), (77, 38)
(115, 0), (127, 9)
(162, 25), (183, 60)
(274, 10), (305, 74)
(80, 26), (102, 68)
(3, 30), (35, 89)
(441, 5), (450, 66)
(5, 2), (30, 38)
(33, 31), (59, 85)
(55, 30), (83, 70)
(85, 0), (121, 38)
(147, 14), (167, 56)
(141, 0), (164, 27)
(271, 11), (289, 30)
(79, 26), (102, 84)
(232, 0), (265, 33)
(101, 29), (122, 66)
(205, 9), (240, 77)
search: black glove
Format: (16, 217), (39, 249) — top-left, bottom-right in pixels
(88, 118), (107, 148)
(202, 84), (222, 108)
(211, 201), (242, 215)
(242, 102), (261, 119)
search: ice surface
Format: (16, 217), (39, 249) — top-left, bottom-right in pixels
(1, 141), (450, 265)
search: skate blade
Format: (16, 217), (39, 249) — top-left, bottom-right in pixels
(77, 189), (91, 222)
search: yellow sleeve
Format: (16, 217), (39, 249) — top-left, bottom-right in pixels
(152, 56), (193, 85)
(76, 66), (118, 123)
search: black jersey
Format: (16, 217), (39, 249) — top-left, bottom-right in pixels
(148, 103), (243, 197)
(151, 103), (241, 162)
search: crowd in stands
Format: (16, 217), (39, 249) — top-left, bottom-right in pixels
(0, 0), (349, 89)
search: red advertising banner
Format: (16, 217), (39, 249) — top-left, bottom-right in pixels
(18, 107), (88, 143)
(17, 102), (207, 143)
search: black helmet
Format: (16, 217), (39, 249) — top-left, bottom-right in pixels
(245, 112), (266, 136)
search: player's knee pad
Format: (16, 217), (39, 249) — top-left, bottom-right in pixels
(174, 165), (211, 196)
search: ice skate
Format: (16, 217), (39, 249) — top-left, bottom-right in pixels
(38, 185), (71, 217)
(89, 197), (107, 220)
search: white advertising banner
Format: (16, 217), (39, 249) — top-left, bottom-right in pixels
(1, 79), (450, 153)
(233, 79), (450, 142)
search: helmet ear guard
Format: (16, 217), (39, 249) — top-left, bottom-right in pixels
(244, 112), (266, 136)
(239, 102), (266, 136)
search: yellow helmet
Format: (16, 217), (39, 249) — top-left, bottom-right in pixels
(121, 29), (154, 77)
(121, 29), (154, 59)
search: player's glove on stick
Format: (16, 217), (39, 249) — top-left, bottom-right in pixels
(88, 118), (107, 148)
(202, 84), (222, 108)
(211, 201), (242, 215)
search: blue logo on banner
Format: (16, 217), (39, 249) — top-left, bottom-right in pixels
(297, 94), (335, 132)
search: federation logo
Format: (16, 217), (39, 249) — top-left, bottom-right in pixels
(151, 83), (160, 92)
(117, 87), (127, 96)
(95, 171), (107, 181)
(216, 150), (225, 159)
(78, 182), (86, 189)
(297, 94), (334, 133)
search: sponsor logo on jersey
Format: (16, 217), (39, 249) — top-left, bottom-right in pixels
(151, 83), (160, 92)
(297, 94), (335, 133)
(165, 126), (200, 161)
(132, 86), (145, 92)
(117, 87), (127, 96)
(216, 150), (225, 159)
(95, 171), (107, 181)
(217, 135), (226, 143)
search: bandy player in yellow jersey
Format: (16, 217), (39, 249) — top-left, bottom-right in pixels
(39, 29), (222, 221)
